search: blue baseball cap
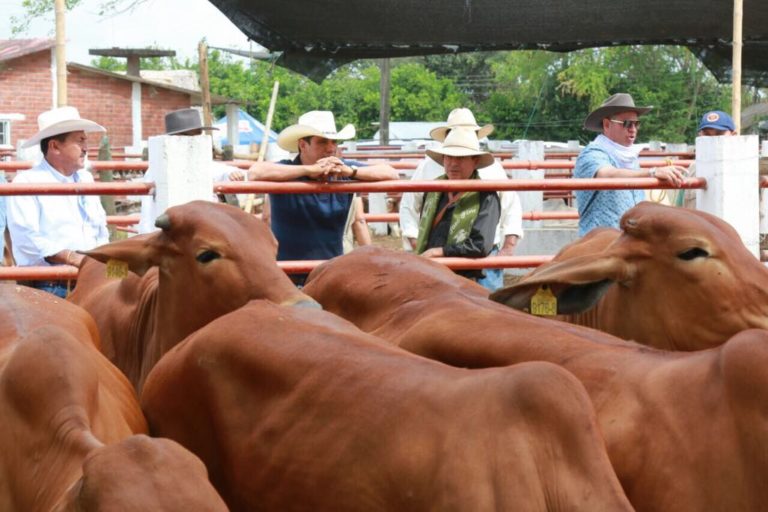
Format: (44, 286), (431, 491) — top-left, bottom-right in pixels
(698, 110), (735, 132)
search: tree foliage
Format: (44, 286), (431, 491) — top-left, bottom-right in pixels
(185, 54), (466, 139)
(87, 45), (745, 143)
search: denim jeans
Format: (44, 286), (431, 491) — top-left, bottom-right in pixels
(20, 280), (72, 299)
(475, 248), (503, 292)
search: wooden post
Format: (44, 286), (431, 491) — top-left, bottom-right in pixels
(97, 135), (116, 217)
(54, 0), (67, 107)
(198, 41), (213, 128)
(732, 0), (743, 133)
(244, 81), (279, 214)
(379, 59), (391, 145)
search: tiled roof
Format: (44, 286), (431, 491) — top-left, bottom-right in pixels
(0, 39), (55, 63)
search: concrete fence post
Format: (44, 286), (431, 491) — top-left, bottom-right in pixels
(225, 103), (239, 150)
(514, 140), (545, 229)
(666, 142), (688, 154)
(144, 134), (213, 222)
(695, 135), (760, 257)
(368, 192), (389, 236)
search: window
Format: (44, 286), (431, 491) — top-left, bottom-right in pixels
(0, 121), (8, 146)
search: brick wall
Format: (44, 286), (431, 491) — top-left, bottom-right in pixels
(69, 69), (192, 149)
(68, 67), (134, 148)
(141, 84), (191, 140)
(0, 50), (54, 145)
(0, 50), (193, 150)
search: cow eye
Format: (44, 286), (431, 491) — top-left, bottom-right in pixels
(196, 250), (221, 264)
(677, 247), (709, 261)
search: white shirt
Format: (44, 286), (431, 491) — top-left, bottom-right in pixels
(8, 159), (109, 266)
(137, 161), (233, 234)
(399, 158), (524, 249)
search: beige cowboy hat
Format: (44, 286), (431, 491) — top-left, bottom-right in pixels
(583, 93), (653, 132)
(426, 127), (495, 169)
(22, 106), (105, 148)
(277, 110), (356, 152)
(430, 107), (494, 142)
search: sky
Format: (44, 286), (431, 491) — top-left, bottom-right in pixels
(0, 0), (260, 65)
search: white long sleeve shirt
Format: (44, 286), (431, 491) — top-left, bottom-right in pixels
(7, 159), (109, 266)
(399, 158), (524, 249)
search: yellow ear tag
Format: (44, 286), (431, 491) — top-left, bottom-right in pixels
(105, 259), (129, 279)
(530, 285), (557, 316)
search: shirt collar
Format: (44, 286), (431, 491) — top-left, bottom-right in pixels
(40, 158), (81, 182)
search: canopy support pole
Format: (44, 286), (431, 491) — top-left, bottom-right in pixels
(732, 0), (743, 133)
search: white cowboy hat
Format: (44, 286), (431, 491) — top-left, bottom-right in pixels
(22, 106), (105, 148)
(277, 110), (356, 152)
(583, 93), (653, 132)
(429, 107), (494, 142)
(426, 127), (495, 169)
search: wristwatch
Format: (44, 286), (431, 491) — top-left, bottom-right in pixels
(350, 165), (359, 178)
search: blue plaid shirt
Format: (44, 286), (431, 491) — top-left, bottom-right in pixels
(573, 142), (644, 237)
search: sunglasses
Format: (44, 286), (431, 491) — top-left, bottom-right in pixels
(608, 119), (641, 130)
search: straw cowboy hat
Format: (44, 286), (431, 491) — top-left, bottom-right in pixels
(583, 93), (653, 132)
(22, 106), (105, 148)
(165, 108), (218, 135)
(277, 110), (356, 152)
(426, 127), (495, 169)
(429, 107), (494, 142)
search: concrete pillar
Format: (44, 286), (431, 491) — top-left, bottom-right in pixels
(226, 103), (238, 149)
(514, 140), (544, 229)
(147, 134), (214, 218)
(368, 192), (388, 235)
(695, 135), (760, 257)
(131, 82), (142, 149)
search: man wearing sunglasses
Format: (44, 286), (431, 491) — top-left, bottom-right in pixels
(574, 93), (686, 236)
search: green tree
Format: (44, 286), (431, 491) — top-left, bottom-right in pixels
(482, 46), (732, 143)
(199, 54), (466, 140)
(418, 52), (496, 104)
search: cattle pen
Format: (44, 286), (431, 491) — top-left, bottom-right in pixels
(0, 133), (763, 282)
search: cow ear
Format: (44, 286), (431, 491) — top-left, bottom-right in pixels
(490, 256), (625, 315)
(80, 233), (163, 276)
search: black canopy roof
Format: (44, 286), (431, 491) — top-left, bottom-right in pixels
(209, 0), (768, 83)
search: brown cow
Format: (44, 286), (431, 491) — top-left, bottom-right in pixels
(142, 299), (632, 511)
(304, 246), (768, 512)
(54, 436), (228, 511)
(0, 284), (227, 511)
(490, 202), (768, 350)
(68, 201), (318, 392)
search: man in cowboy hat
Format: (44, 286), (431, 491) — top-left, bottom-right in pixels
(400, 107), (522, 291)
(7, 106), (110, 298)
(574, 93), (687, 236)
(245, 110), (397, 284)
(138, 108), (241, 234)
(415, 127), (501, 289)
